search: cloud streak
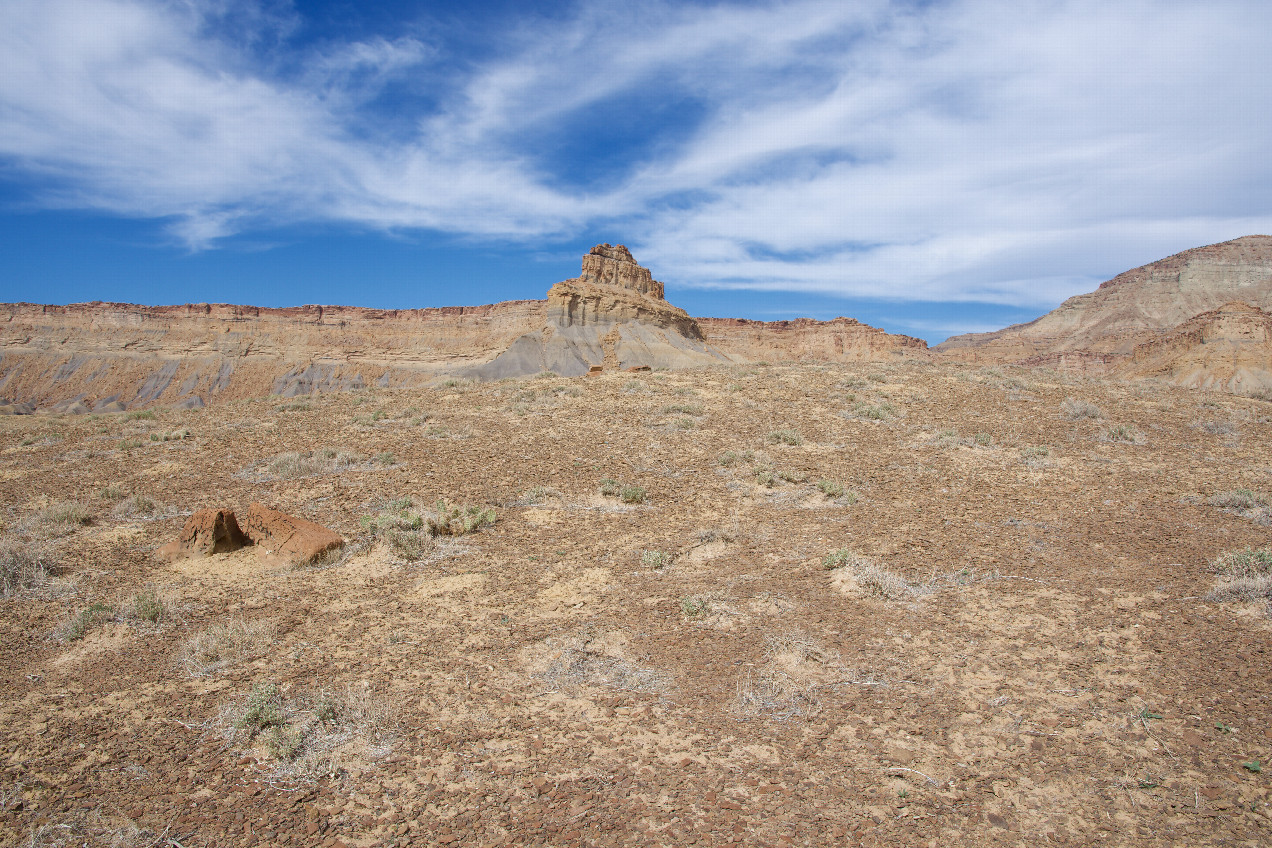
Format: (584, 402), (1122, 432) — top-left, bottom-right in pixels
(1, 0), (1270, 308)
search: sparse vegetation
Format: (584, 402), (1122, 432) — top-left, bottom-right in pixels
(426, 499), (496, 536)
(681, 595), (710, 617)
(111, 493), (159, 519)
(768, 428), (804, 446)
(1207, 547), (1272, 607)
(662, 403), (703, 415)
(124, 410), (157, 421)
(178, 619), (272, 677)
(0, 541), (51, 596)
(1061, 398), (1103, 420)
(1100, 423), (1145, 444)
(620, 485), (647, 504)
(599, 478), (622, 497)
(127, 589), (167, 623)
(817, 479), (844, 498)
(63, 603), (114, 641)
(847, 401), (895, 420)
(257, 448), (364, 479)
(640, 550), (672, 569)
(824, 549), (923, 601)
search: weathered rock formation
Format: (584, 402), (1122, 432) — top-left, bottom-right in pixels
(1112, 300), (1272, 394)
(936, 236), (1272, 379)
(0, 242), (924, 411)
(698, 316), (928, 363)
(158, 504), (343, 564)
(468, 244), (725, 379)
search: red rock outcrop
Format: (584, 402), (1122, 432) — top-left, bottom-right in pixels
(157, 504), (343, 564)
(240, 503), (344, 563)
(157, 508), (247, 561)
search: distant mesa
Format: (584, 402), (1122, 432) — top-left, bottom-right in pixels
(935, 235), (1272, 395)
(0, 243), (923, 413)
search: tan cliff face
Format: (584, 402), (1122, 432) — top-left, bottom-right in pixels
(1112, 300), (1272, 394)
(935, 235), (1272, 392)
(0, 243), (931, 412)
(698, 316), (928, 363)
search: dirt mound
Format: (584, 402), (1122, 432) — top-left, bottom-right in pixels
(157, 508), (247, 561)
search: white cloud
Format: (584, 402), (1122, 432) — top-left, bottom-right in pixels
(0, 0), (1270, 305)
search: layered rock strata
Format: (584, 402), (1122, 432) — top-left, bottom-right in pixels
(936, 236), (1272, 375)
(698, 316), (927, 363)
(0, 243), (925, 410)
(468, 244), (725, 379)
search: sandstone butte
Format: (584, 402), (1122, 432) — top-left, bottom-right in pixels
(935, 234), (1272, 395)
(0, 244), (926, 414)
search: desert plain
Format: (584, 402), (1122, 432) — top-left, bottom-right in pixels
(0, 357), (1270, 847)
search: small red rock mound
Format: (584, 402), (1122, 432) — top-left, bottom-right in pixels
(159, 504), (343, 564)
(157, 508), (247, 561)
(240, 502), (344, 563)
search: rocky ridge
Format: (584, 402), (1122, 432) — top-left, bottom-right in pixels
(0, 245), (924, 412)
(935, 236), (1272, 391)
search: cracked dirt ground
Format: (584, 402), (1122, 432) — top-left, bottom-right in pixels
(1, 360), (1270, 847)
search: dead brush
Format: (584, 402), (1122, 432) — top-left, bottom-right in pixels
(532, 627), (672, 696)
(1060, 398), (1103, 420)
(177, 619), (272, 677)
(0, 540), (52, 597)
(733, 630), (837, 720)
(824, 549), (926, 601)
(251, 448), (365, 480)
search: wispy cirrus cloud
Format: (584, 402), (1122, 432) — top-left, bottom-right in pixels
(1, 0), (1270, 308)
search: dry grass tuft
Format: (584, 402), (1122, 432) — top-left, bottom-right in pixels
(19, 501), (92, 537)
(824, 549), (925, 601)
(734, 630), (837, 720)
(1210, 489), (1271, 525)
(218, 682), (396, 783)
(1207, 548), (1272, 609)
(1061, 398), (1103, 420)
(0, 540), (52, 597)
(250, 448), (364, 480)
(177, 619), (272, 677)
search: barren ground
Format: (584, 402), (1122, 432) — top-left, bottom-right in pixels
(1, 361), (1270, 847)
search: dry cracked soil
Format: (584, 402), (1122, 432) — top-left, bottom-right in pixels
(1, 361), (1270, 847)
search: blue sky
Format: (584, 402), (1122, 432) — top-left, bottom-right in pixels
(2, 0), (1270, 344)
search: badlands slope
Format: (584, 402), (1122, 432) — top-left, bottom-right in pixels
(937, 236), (1272, 395)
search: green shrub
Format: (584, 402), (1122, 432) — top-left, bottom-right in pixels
(1213, 547), (1272, 578)
(125, 410), (157, 421)
(817, 479), (844, 498)
(238, 683), (286, 734)
(620, 485), (647, 504)
(426, 500), (496, 536)
(129, 590), (166, 623)
(755, 470), (778, 488)
(376, 451), (397, 466)
(682, 596), (709, 617)
(599, 478), (622, 497)
(65, 603), (114, 641)
(641, 550), (671, 569)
